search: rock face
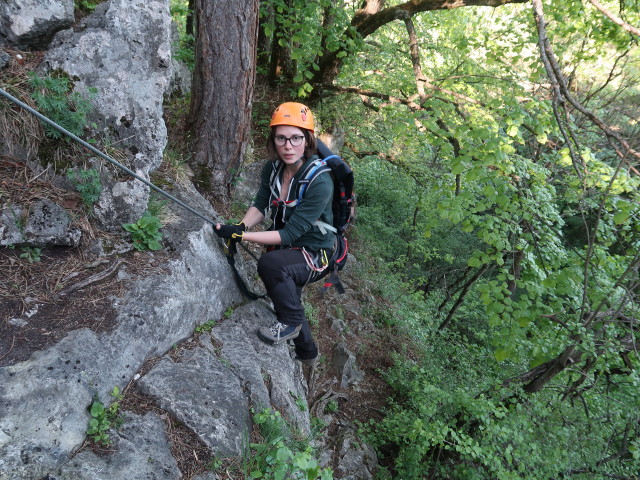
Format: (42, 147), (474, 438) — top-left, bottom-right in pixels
(41, 0), (176, 229)
(138, 348), (251, 458)
(0, 0), (75, 49)
(55, 412), (182, 480)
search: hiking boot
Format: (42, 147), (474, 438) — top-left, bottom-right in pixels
(257, 321), (301, 345)
(295, 352), (319, 367)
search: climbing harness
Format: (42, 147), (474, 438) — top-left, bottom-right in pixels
(0, 87), (264, 300)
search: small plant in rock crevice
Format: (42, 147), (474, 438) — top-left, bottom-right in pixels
(75, 0), (102, 13)
(195, 319), (216, 333)
(122, 211), (163, 251)
(67, 167), (102, 209)
(86, 386), (125, 446)
(290, 392), (307, 412)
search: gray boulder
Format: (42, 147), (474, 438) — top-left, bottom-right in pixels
(55, 412), (181, 480)
(0, 50), (9, 69)
(0, 199), (81, 248)
(211, 301), (311, 433)
(93, 168), (152, 230)
(335, 427), (379, 480)
(333, 341), (365, 388)
(138, 347), (250, 457)
(0, 0), (75, 50)
(42, 0), (175, 229)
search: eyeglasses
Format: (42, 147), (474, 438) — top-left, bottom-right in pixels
(274, 135), (305, 147)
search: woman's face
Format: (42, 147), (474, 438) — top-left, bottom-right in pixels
(274, 126), (306, 166)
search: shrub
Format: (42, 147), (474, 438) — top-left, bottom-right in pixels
(28, 72), (96, 140)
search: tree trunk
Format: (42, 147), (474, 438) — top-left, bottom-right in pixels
(267, 0), (295, 84)
(189, 0), (259, 197)
(186, 0), (195, 37)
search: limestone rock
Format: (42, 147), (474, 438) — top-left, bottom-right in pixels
(335, 427), (379, 480)
(210, 301), (311, 433)
(138, 347), (250, 457)
(0, 199), (81, 248)
(0, 0), (74, 50)
(0, 50), (10, 69)
(42, 0), (176, 228)
(54, 412), (181, 480)
(332, 341), (365, 388)
(0, 223), (243, 477)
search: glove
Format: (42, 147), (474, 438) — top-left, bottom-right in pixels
(215, 222), (246, 241)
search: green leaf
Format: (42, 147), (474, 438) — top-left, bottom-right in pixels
(90, 401), (105, 417)
(451, 163), (465, 175)
(494, 349), (510, 362)
(613, 211), (630, 225)
(468, 257), (482, 267)
(147, 240), (162, 251)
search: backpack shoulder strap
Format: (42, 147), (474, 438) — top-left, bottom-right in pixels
(297, 158), (332, 202)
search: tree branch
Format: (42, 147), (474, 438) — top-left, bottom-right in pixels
(314, 0), (528, 85)
(587, 0), (640, 37)
(532, 0), (640, 168)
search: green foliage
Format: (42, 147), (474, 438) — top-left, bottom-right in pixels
(290, 392), (307, 412)
(146, 193), (168, 218)
(242, 408), (332, 480)
(86, 386), (125, 446)
(172, 34), (195, 70)
(259, 0), (362, 95)
(19, 246), (41, 263)
(325, 400), (338, 414)
(358, 277), (640, 478)
(195, 319), (216, 334)
(170, 0), (195, 69)
(304, 303), (319, 327)
(345, 15), (640, 466)
(122, 211), (163, 251)
(67, 168), (102, 209)
(28, 72), (96, 140)
(74, 0), (102, 13)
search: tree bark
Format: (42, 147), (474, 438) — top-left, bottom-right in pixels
(189, 0), (259, 197)
(186, 0), (195, 37)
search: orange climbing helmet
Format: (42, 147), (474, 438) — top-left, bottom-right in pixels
(269, 102), (314, 131)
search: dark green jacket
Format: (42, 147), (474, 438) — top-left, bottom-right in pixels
(251, 155), (334, 251)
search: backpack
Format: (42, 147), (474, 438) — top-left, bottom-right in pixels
(269, 139), (355, 293)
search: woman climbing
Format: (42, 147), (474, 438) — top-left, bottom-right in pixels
(214, 102), (335, 366)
